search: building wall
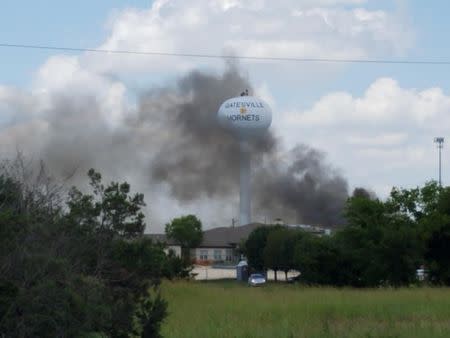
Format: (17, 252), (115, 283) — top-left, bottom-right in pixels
(191, 247), (236, 263)
(162, 246), (236, 262)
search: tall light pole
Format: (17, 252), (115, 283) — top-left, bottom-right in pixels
(434, 137), (444, 187)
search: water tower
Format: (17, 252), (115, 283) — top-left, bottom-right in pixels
(217, 91), (272, 225)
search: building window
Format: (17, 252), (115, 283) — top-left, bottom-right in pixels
(225, 249), (233, 262)
(200, 249), (208, 260)
(213, 249), (222, 261)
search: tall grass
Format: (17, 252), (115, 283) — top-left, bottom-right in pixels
(161, 281), (450, 338)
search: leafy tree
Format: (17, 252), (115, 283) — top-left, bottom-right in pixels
(0, 164), (168, 337)
(386, 182), (450, 285)
(136, 291), (167, 338)
(339, 194), (421, 287)
(263, 227), (296, 281)
(243, 181), (449, 287)
(0, 169), (110, 336)
(263, 228), (284, 281)
(162, 249), (191, 279)
(245, 226), (273, 272)
(421, 186), (450, 284)
(68, 168), (146, 238)
(293, 233), (344, 285)
(424, 222), (450, 284)
(165, 215), (203, 263)
(436, 186), (450, 216)
(378, 217), (422, 286)
(105, 238), (167, 337)
(387, 181), (441, 222)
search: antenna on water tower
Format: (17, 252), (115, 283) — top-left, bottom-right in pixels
(217, 91), (272, 226)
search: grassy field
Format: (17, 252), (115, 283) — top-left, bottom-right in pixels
(161, 280), (450, 338)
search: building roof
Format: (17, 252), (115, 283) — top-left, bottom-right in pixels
(146, 222), (330, 248)
(146, 223), (266, 248)
(199, 222), (265, 248)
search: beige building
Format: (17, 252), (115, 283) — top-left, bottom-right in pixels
(148, 222), (331, 265)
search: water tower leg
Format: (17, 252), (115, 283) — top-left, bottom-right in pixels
(240, 141), (251, 226)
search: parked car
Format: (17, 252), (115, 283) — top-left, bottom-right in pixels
(248, 273), (266, 286)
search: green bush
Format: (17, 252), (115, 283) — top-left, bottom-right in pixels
(0, 165), (168, 337)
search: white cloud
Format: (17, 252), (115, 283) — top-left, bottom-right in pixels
(345, 133), (408, 147)
(216, 0), (367, 10)
(286, 78), (450, 127)
(33, 55), (129, 128)
(254, 82), (275, 108)
(82, 0), (412, 75)
(278, 78), (450, 197)
(17, 1), (413, 109)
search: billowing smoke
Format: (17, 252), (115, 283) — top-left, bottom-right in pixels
(141, 64), (276, 201)
(2, 62), (350, 228)
(136, 64), (349, 226)
(254, 145), (348, 226)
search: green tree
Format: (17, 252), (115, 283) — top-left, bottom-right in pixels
(0, 164), (168, 337)
(68, 168), (146, 238)
(162, 248), (191, 279)
(387, 181), (441, 221)
(0, 168), (111, 336)
(245, 226), (273, 272)
(424, 222), (450, 284)
(422, 186), (450, 284)
(339, 193), (421, 287)
(263, 227), (296, 281)
(386, 181), (450, 285)
(165, 215), (203, 263)
(293, 233), (344, 285)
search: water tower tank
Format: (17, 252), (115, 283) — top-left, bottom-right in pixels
(217, 96), (272, 139)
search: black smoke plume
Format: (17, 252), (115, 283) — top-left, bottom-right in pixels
(254, 145), (348, 226)
(136, 64), (349, 226)
(5, 63), (350, 227)
(142, 65), (276, 201)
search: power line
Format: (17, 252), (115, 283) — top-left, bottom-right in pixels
(2, 42), (450, 65)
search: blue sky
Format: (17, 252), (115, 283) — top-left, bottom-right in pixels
(2, 0), (450, 229)
(0, 1), (153, 86)
(2, 1), (450, 91)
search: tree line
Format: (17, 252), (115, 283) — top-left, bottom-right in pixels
(3, 154), (450, 336)
(0, 158), (187, 337)
(244, 182), (450, 287)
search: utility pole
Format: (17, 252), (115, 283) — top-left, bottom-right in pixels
(434, 137), (444, 187)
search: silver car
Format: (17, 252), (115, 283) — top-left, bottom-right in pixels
(248, 273), (266, 286)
